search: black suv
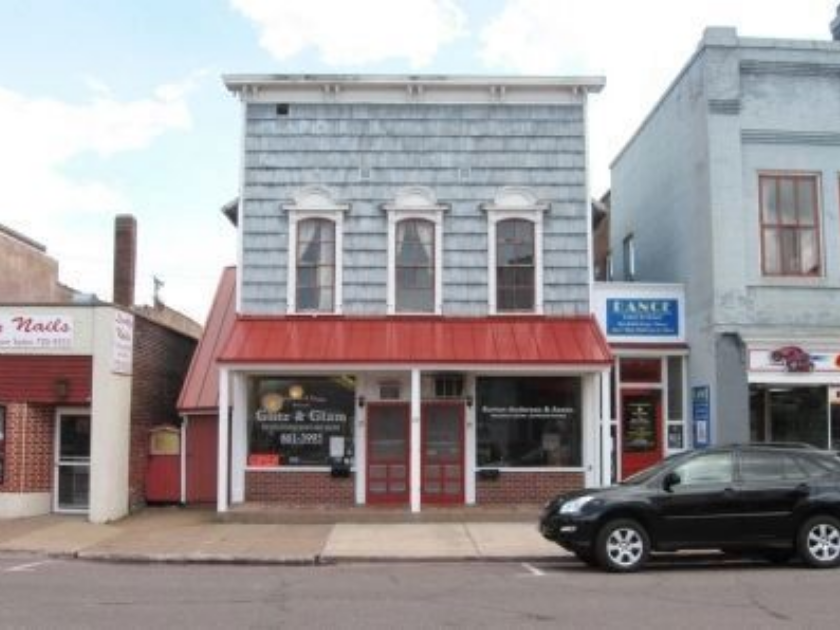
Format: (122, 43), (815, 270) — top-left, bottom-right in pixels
(540, 444), (840, 572)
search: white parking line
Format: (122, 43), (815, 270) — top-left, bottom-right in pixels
(520, 562), (545, 577)
(5, 560), (55, 573)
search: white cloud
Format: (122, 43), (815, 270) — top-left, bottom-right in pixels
(479, 0), (833, 194)
(231, 0), (467, 67)
(0, 76), (198, 303)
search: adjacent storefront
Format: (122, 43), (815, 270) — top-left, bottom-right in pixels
(0, 306), (133, 522)
(747, 342), (840, 450)
(215, 316), (613, 512)
(593, 283), (689, 480)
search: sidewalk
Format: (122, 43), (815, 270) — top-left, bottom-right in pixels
(0, 507), (570, 565)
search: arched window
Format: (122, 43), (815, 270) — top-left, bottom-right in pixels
(495, 218), (535, 312)
(395, 218), (435, 313)
(295, 218), (336, 311)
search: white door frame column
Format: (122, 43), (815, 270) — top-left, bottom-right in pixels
(217, 367), (230, 513)
(410, 368), (421, 513)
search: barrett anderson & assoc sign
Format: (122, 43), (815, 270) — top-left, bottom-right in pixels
(480, 405), (575, 421)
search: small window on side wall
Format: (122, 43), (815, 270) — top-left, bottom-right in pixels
(759, 174), (821, 277)
(623, 234), (635, 281)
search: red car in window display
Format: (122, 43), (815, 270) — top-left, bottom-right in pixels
(770, 346), (814, 373)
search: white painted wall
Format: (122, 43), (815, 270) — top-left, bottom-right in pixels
(88, 307), (133, 523)
(0, 493), (51, 519)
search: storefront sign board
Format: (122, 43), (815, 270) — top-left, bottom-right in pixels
(111, 311), (134, 375)
(0, 314), (74, 350)
(592, 283), (685, 344)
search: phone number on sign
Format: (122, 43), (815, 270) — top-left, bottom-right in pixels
(279, 433), (323, 446)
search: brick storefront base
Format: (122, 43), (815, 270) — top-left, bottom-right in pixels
(476, 471), (585, 505)
(244, 470), (583, 506)
(245, 471), (355, 505)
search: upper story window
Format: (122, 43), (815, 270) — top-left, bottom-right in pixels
(759, 174), (821, 277)
(496, 219), (535, 311)
(484, 187), (547, 314)
(285, 186), (348, 314)
(384, 187), (446, 315)
(296, 218), (335, 311)
(395, 218), (435, 312)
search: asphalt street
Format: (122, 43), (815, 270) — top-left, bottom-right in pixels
(0, 552), (838, 629)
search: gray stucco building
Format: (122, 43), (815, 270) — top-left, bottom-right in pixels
(610, 25), (840, 450)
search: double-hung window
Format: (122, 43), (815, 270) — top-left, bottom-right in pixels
(759, 174), (821, 277)
(485, 187), (546, 314)
(285, 186), (347, 314)
(385, 187), (446, 314)
(395, 219), (435, 312)
(295, 218), (335, 311)
(495, 219), (535, 311)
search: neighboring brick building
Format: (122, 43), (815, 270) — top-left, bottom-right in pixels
(0, 217), (198, 522)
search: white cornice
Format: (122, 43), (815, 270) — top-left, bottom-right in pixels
(223, 74), (605, 104)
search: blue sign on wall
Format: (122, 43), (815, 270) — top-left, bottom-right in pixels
(692, 386), (711, 448)
(606, 298), (679, 337)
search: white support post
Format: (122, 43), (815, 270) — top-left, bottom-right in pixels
(217, 367), (230, 513)
(600, 369), (613, 487)
(410, 369), (421, 513)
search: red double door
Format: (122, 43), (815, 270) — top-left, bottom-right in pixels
(366, 402), (464, 505)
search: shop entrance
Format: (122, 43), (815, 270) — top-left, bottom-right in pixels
(366, 403), (410, 504)
(620, 390), (661, 479)
(54, 412), (91, 512)
(421, 402), (464, 504)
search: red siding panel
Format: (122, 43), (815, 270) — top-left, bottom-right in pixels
(0, 355), (92, 403)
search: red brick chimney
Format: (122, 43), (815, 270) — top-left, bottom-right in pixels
(113, 214), (136, 307)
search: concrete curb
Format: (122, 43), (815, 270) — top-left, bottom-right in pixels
(75, 551), (322, 566)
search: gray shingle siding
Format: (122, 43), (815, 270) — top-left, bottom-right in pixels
(240, 102), (590, 316)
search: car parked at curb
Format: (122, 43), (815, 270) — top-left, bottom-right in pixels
(540, 444), (840, 572)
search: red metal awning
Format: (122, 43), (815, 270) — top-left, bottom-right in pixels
(218, 315), (612, 367)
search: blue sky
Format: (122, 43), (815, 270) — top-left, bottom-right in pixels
(1, 0), (835, 322)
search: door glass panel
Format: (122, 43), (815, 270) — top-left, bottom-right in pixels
(57, 415), (91, 511)
(369, 407), (407, 460)
(424, 406), (459, 461)
(60, 416), (90, 460)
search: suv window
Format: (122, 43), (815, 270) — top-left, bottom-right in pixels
(740, 451), (807, 482)
(674, 452), (734, 485)
(792, 452), (840, 478)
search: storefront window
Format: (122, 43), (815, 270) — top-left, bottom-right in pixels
(247, 376), (355, 467)
(476, 377), (581, 467)
(749, 386), (828, 448)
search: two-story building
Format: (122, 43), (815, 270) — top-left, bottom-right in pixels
(211, 75), (613, 513)
(610, 21), (840, 451)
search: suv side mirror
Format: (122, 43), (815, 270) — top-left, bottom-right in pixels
(663, 471), (681, 492)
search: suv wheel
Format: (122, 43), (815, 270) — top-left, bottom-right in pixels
(798, 515), (840, 568)
(595, 519), (650, 572)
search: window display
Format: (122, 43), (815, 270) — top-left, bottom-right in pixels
(247, 376), (355, 467)
(476, 377), (581, 467)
